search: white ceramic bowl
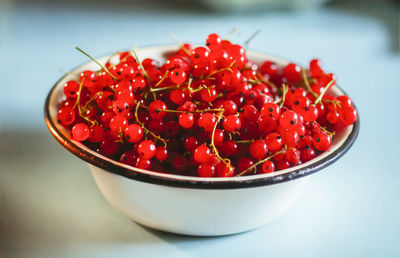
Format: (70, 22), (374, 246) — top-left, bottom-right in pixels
(44, 45), (359, 236)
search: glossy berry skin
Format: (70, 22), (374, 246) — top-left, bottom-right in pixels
(300, 146), (317, 162)
(198, 113), (216, 132)
(155, 146), (168, 161)
(277, 160), (291, 170)
(249, 140), (268, 160)
(138, 140), (156, 159)
(64, 80), (80, 98)
(132, 76), (146, 90)
(198, 163), (216, 177)
(194, 144), (211, 163)
(313, 132), (331, 151)
(216, 163), (235, 177)
(240, 105), (259, 123)
(211, 129), (225, 145)
(136, 157), (152, 169)
(260, 61), (278, 77)
(237, 157), (255, 174)
(120, 151), (137, 166)
(149, 100), (167, 119)
(170, 68), (186, 84)
(221, 100), (238, 115)
(260, 103), (280, 119)
(327, 111), (340, 124)
(191, 47), (209, 64)
(170, 89), (187, 105)
(178, 113), (194, 129)
(285, 148), (300, 164)
(88, 125), (105, 143)
(301, 105), (318, 122)
(124, 124), (143, 143)
(340, 107), (358, 125)
(265, 133), (282, 151)
(337, 95), (353, 108)
(261, 161), (275, 173)
(221, 140), (239, 156)
(71, 123), (90, 141)
(279, 110), (300, 129)
(309, 59), (324, 77)
(200, 88), (217, 102)
(259, 115), (278, 134)
(223, 115), (241, 132)
(109, 115), (128, 133)
(58, 106), (75, 125)
(283, 63), (301, 83)
(207, 155), (220, 166)
(184, 136), (200, 152)
(281, 129), (299, 148)
(206, 33), (222, 49)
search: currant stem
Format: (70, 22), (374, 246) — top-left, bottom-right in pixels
(244, 30), (261, 50)
(321, 126), (335, 138)
(314, 79), (335, 105)
(279, 84), (288, 108)
(302, 68), (318, 99)
(150, 84), (181, 93)
(207, 61), (236, 78)
(256, 71), (278, 90)
(235, 149), (287, 177)
(75, 47), (118, 80)
(83, 91), (103, 111)
(154, 70), (169, 88)
(210, 111), (231, 166)
(72, 76), (97, 126)
(225, 28), (238, 40)
(73, 76), (85, 110)
(130, 48), (151, 81)
(168, 32), (191, 56)
(155, 108), (225, 114)
(134, 102), (168, 147)
(235, 139), (254, 144)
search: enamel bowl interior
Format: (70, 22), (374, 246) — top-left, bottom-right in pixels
(45, 45), (359, 189)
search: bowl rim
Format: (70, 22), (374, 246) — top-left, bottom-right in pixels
(44, 45), (360, 189)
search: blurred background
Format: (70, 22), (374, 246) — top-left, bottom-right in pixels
(0, 0), (399, 257)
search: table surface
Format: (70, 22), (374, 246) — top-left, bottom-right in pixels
(0, 1), (399, 257)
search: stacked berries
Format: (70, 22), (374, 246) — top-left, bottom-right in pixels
(57, 33), (358, 177)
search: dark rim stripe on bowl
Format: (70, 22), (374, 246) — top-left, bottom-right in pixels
(44, 57), (360, 190)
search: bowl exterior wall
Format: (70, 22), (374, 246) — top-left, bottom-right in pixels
(90, 164), (309, 236)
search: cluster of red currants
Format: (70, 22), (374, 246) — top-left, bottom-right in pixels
(57, 33), (358, 177)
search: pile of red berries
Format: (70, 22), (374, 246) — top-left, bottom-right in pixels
(57, 33), (358, 177)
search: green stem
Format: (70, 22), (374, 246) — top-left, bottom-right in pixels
(302, 68), (318, 99)
(279, 84), (288, 108)
(168, 32), (191, 56)
(206, 61), (236, 78)
(314, 79), (335, 105)
(134, 102), (168, 147)
(209, 112), (231, 166)
(130, 48), (151, 81)
(244, 30), (261, 49)
(75, 47), (117, 80)
(235, 139), (255, 144)
(235, 149), (286, 177)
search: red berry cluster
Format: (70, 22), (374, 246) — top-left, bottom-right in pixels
(57, 33), (358, 178)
